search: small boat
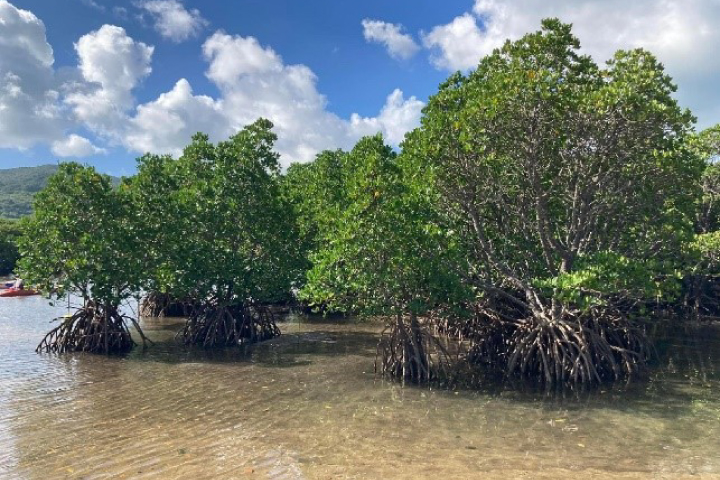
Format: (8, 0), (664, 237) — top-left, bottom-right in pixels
(0, 288), (40, 297)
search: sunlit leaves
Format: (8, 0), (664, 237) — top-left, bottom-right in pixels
(412, 18), (703, 314)
(131, 119), (302, 308)
(299, 135), (468, 317)
(18, 163), (142, 306)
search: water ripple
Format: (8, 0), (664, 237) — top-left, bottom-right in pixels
(1, 298), (720, 478)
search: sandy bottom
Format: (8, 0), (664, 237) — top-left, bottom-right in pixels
(1, 298), (719, 479)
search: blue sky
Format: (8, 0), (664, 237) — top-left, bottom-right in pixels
(1, 0), (719, 175)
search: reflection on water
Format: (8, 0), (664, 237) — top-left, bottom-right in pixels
(1, 297), (720, 479)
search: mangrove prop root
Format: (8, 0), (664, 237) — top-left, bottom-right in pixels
(36, 303), (145, 355)
(375, 314), (454, 384)
(466, 307), (649, 386)
(140, 292), (196, 317)
(685, 275), (720, 319)
(178, 303), (280, 348)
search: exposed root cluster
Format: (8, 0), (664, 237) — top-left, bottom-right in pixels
(140, 292), (196, 317)
(376, 314), (453, 384)
(683, 274), (720, 319)
(36, 302), (148, 355)
(464, 319), (515, 368)
(466, 307), (649, 386)
(179, 303), (280, 347)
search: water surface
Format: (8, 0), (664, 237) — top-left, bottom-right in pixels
(1, 296), (719, 479)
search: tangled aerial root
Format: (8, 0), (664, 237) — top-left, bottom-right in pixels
(466, 307), (649, 386)
(179, 303), (280, 347)
(376, 314), (454, 384)
(140, 292), (196, 317)
(37, 302), (150, 355)
(683, 275), (720, 319)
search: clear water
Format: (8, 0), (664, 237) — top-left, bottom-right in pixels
(1, 296), (719, 479)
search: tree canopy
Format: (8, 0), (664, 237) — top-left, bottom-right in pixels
(13, 19), (717, 390)
(18, 163), (144, 353)
(696, 124), (720, 234)
(297, 135), (468, 382)
(401, 18), (703, 384)
(300, 135), (467, 318)
(0, 218), (21, 276)
(18, 163), (142, 305)
(131, 120), (303, 347)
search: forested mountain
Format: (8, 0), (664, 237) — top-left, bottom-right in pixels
(0, 165), (59, 218)
(0, 165), (119, 218)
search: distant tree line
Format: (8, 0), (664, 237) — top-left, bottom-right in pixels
(0, 165), (60, 219)
(0, 219), (20, 276)
(15, 20), (719, 389)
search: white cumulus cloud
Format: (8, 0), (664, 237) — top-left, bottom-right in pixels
(362, 19), (420, 60)
(139, 0), (208, 42)
(125, 78), (228, 156)
(64, 24), (154, 137)
(200, 31), (344, 163)
(203, 33), (283, 85)
(0, 0), (64, 150)
(422, 13), (499, 71)
(51, 134), (107, 157)
(423, 0), (720, 127)
(0, 2), (424, 167)
(350, 89), (424, 145)
(125, 31), (424, 166)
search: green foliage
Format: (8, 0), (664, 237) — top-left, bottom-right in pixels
(125, 152), (186, 297)
(17, 163), (142, 306)
(131, 119), (302, 308)
(281, 149), (349, 281)
(0, 218), (21, 275)
(678, 231), (720, 317)
(687, 231), (720, 272)
(534, 252), (681, 310)
(694, 124), (720, 233)
(697, 124), (720, 158)
(300, 135), (468, 317)
(411, 18), (702, 317)
(693, 231), (720, 258)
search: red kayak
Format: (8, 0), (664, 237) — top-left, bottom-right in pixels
(0, 288), (39, 297)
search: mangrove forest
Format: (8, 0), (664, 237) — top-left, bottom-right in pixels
(14, 20), (720, 390)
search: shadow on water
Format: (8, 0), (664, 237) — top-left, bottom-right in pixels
(124, 330), (380, 368)
(4, 298), (720, 477)
(123, 314), (381, 370)
(445, 319), (720, 418)
(42, 313), (720, 415)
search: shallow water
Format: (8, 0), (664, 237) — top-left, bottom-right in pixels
(1, 297), (720, 479)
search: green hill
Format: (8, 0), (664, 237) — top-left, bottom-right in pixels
(0, 165), (59, 219)
(0, 165), (120, 219)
